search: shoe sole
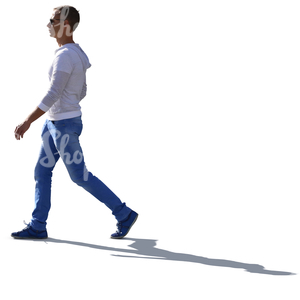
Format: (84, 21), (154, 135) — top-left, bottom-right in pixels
(111, 213), (138, 239)
(11, 235), (48, 240)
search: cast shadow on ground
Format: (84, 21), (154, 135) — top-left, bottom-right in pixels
(33, 237), (295, 276)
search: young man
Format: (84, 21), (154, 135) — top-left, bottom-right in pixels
(12, 6), (138, 239)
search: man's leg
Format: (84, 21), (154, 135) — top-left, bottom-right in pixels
(30, 120), (60, 231)
(49, 117), (132, 222)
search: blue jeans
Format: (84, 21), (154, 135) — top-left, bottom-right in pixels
(31, 116), (132, 231)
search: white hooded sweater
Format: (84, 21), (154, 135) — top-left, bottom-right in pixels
(38, 43), (92, 121)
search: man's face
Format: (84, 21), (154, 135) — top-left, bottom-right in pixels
(47, 11), (63, 38)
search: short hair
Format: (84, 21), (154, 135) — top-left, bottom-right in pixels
(54, 5), (80, 32)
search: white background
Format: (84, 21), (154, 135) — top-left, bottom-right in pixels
(1, 0), (299, 299)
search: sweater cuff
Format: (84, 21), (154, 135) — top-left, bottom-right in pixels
(38, 102), (50, 112)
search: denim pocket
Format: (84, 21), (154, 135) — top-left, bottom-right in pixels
(51, 120), (66, 127)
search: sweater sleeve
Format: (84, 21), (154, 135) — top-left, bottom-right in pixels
(38, 70), (71, 112)
(79, 81), (87, 101)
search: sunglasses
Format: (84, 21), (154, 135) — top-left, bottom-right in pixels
(50, 18), (63, 25)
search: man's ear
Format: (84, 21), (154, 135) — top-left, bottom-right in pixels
(64, 21), (74, 35)
(64, 19), (70, 28)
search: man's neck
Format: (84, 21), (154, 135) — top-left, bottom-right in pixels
(56, 36), (75, 47)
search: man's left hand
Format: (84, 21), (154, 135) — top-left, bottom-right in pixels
(15, 120), (31, 140)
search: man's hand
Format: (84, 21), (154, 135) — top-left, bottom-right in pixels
(15, 120), (31, 140)
(14, 106), (45, 140)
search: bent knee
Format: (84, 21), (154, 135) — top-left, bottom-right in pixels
(70, 173), (88, 186)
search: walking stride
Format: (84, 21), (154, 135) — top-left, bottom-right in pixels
(12, 5), (138, 239)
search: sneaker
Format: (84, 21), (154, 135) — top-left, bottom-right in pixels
(11, 222), (48, 239)
(111, 211), (138, 239)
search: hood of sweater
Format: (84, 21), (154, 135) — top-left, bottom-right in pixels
(56, 43), (92, 70)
